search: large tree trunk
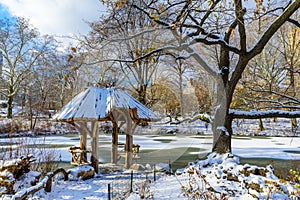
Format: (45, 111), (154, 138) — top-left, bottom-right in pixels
(7, 85), (14, 118)
(179, 72), (184, 117)
(258, 118), (265, 131)
(211, 77), (232, 153)
(291, 118), (297, 132)
(137, 83), (147, 105)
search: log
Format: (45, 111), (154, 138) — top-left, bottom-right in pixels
(45, 168), (69, 192)
(11, 168), (68, 200)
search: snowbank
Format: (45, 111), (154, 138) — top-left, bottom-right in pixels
(149, 153), (299, 199)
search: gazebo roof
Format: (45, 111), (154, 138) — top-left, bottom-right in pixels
(53, 87), (160, 123)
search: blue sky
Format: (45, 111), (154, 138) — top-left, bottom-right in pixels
(0, 3), (12, 19)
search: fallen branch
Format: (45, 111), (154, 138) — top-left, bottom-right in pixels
(11, 168), (69, 200)
(11, 176), (49, 200)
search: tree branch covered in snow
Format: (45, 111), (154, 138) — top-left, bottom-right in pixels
(229, 109), (300, 119)
(170, 109), (300, 124)
(168, 113), (211, 125)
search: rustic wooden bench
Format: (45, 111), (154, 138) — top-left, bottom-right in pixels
(68, 146), (91, 166)
(117, 143), (140, 160)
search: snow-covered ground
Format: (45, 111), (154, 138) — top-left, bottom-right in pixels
(2, 153), (299, 200)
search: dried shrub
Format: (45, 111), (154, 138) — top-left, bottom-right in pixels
(0, 136), (59, 176)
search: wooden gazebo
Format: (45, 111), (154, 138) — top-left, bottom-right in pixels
(53, 87), (160, 173)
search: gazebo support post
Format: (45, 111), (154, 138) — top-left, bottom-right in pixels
(79, 131), (88, 163)
(125, 114), (133, 169)
(90, 121), (99, 173)
(111, 118), (119, 164)
(79, 123), (88, 163)
(75, 122), (88, 163)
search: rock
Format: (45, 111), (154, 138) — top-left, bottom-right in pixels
(99, 163), (124, 173)
(145, 164), (152, 171)
(130, 164), (145, 171)
(175, 168), (185, 175)
(68, 165), (95, 180)
(155, 163), (169, 172)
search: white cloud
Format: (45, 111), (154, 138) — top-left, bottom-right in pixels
(0, 0), (103, 36)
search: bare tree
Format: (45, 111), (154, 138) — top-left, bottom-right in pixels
(279, 25), (300, 130)
(101, 0), (300, 153)
(147, 77), (180, 117)
(160, 56), (195, 117)
(234, 19), (300, 131)
(39, 46), (88, 109)
(84, 1), (163, 105)
(80, 44), (126, 88)
(0, 18), (52, 118)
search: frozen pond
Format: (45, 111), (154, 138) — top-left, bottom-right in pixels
(0, 133), (299, 170)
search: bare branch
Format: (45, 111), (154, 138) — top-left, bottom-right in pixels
(247, 0), (300, 59)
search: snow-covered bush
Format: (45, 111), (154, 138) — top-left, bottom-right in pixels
(0, 118), (76, 136)
(0, 155), (39, 196)
(177, 153), (300, 199)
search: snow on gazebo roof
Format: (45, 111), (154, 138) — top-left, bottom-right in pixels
(53, 87), (160, 123)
